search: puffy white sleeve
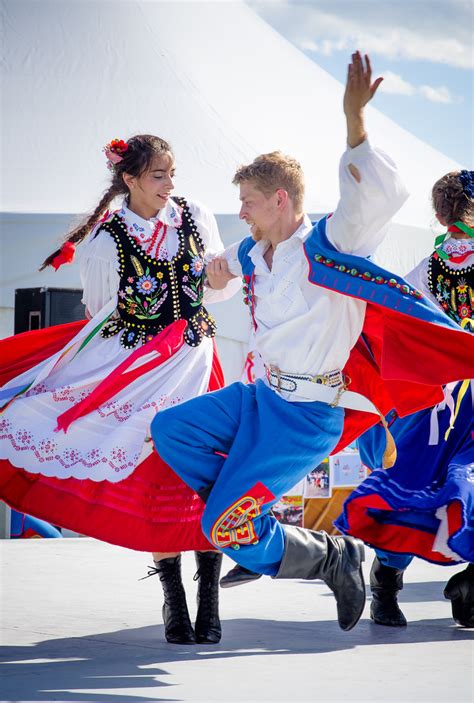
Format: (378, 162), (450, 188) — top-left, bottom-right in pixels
(188, 200), (241, 303)
(405, 256), (439, 307)
(79, 227), (120, 317)
(326, 139), (409, 257)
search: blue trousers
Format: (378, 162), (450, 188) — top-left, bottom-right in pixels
(152, 380), (344, 575)
(11, 510), (63, 539)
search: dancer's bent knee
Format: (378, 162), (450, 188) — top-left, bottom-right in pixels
(151, 407), (184, 456)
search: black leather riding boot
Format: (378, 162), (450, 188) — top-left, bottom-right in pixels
(275, 525), (366, 631)
(369, 557), (407, 627)
(220, 564), (263, 588)
(194, 551), (223, 644)
(443, 563), (474, 627)
(153, 556), (196, 644)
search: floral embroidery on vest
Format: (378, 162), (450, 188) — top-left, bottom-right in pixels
(428, 252), (474, 325)
(99, 198), (216, 349)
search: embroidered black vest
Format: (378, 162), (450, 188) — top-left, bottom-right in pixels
(427, 252), (474, 326)
(99, 198), (216, 349)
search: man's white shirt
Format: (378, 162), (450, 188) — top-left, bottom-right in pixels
(222, 140), (409, 378)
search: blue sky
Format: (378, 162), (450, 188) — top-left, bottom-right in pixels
(248, 0), (473, 165)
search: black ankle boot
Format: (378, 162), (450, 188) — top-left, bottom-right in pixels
(370, 557), (407, 627)
(194, 551), (223, 644)
(153, 556), (196, 644)
(444, 563), (474, 627)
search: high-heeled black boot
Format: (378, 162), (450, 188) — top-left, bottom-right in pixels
(194, 551), (223, 644)
(152, 556), (196, 644)
(444, 563), (474, 627)
(370, 557), (407, 627)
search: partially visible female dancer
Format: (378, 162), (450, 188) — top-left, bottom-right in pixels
(337, 169), (474, 628)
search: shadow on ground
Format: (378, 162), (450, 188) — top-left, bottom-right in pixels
(308, 579), (455, 603)
(0, 615), (471, 702)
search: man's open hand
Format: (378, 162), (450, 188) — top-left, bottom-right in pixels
(344, 51), (383, 117)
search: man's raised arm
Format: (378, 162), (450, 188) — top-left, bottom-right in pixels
(327, 52), (408, 257)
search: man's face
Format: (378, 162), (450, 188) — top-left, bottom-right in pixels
(238, 180), (279, 240)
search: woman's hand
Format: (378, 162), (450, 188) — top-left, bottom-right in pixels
(206, 257), (237, 290)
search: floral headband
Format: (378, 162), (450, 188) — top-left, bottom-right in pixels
(103, 138), (129, 169)
(459, 170), (474, 199)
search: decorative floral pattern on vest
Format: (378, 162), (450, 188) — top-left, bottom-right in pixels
(99, 198), (216, 349)
(428, 252), (474, 326)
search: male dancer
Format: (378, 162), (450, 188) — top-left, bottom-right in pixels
(152, 52), (473, 631)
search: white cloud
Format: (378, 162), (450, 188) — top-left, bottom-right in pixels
(248, 0), (474, 69)
(299, 39), (319, 52)
(378, 71), (454, 103)
(379, 71), (416, 96)
(419, 85), (454, 104)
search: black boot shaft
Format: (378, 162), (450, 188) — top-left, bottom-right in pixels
(369, 557), (407, 627)
(275, 526), (366, 631)
(370, 557), (405, 594)
(194, 551), (223, 644)
(154, 556), (196, 645)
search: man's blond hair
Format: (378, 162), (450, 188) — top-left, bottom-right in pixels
(233, 151), (305, 212)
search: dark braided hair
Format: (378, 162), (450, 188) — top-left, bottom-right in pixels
(432, 169), (474, 228)
(40, 135), (173, 270)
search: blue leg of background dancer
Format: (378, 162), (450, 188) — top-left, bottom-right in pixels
(375, 550), (413, 570)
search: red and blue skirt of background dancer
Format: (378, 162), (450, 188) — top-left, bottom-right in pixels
(335, 380), (473, 566)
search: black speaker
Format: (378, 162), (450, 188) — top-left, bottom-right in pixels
(14, 287), (86, 334)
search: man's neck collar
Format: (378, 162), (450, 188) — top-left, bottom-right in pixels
(267, 213), (307, 249)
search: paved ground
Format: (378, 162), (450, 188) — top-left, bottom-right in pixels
(0, 538), (472, 703)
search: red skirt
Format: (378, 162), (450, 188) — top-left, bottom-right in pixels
(0, 321), (223, 552)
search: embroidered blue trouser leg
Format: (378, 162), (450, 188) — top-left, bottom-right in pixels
(152, 379), (344, 576)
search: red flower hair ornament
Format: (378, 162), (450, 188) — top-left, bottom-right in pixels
(103, 138), (129, 169)
(51, 241), (77, 271)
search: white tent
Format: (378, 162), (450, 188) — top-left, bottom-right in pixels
(1, 0), (461, 380)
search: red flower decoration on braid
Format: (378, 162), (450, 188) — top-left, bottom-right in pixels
(103, 138), (129, 167)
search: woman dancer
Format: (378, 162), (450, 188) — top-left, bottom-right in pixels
(336, 169), (474, 628)
(0, 134), (239, 644)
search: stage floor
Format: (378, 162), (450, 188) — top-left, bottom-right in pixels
(1, 538), (472, 702)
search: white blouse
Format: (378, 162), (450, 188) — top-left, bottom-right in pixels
(222, 140), (409, 381)
(80, 197), (240, 316)
(0, 197), (242, 483)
